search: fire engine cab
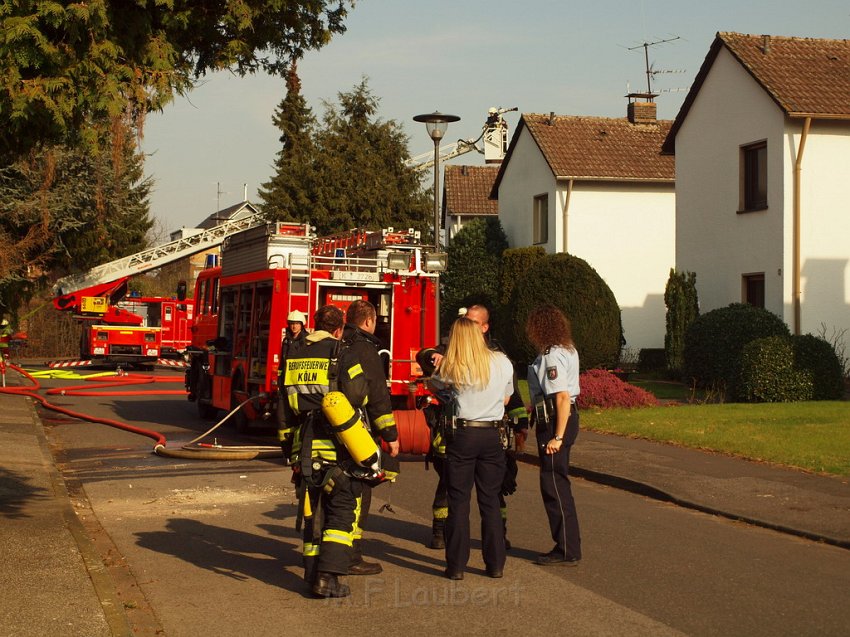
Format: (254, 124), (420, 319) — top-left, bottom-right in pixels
(184, 221), (441, 433)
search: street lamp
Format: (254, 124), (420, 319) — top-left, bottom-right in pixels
(413, 111), (460, 251)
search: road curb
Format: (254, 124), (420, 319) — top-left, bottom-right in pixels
(26, 397), (134, 637)
(516, 452), (850, 551)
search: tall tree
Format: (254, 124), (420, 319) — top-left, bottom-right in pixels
(0, 133), (153, 315)
(310, 79), (430, 235)
(258, 65), (318, 220)
(0, 1), (352, 158)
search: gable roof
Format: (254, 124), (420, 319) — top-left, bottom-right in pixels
(663, 32), (850, 154)
(196, 201), (259, 229)
(493, 113), (674, 194)
(444, 165), (499, 217)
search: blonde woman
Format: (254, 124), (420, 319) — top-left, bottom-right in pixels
(428, 317), (514, 580)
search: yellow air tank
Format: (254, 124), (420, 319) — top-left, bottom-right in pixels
(321, 391), (381, 472)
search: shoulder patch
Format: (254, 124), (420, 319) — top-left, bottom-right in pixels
(546, 366), (558, 381)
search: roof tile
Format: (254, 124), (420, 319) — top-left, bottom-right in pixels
(444, 165), (499, 216)
(523, 114), (674, 181)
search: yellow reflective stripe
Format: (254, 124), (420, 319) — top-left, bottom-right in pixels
(323, 530), (354, 546)
(500, 507), (507, 519)
(303, 543), (320, 557)
(288, 392), (299, 412)
(374, 413), (396, 430)
(346, 363), (363, 379)
(508, 406), (528, 418)
(433, 506), (448, 520)
(352, 495), (363, 540)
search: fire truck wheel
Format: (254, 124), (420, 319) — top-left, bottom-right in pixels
(197, 373), (217, 420)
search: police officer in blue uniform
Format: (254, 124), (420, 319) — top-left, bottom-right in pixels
(428, 316), (514, 580)
(526, 304), (582, 566)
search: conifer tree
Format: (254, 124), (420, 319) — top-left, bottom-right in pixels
(259, 65), (318, 221)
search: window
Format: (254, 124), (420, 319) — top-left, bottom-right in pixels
(741, 141), (767, 211)
(533, 194), (549, 244)
(743, 273), (765, 308)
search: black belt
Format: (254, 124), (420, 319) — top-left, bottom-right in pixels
(456, 419), (501, 428)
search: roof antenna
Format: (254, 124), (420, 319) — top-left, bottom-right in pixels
(628, 36), (682, 95)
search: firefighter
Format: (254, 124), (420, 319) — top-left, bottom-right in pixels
(416, 304), (528, 550)
(341, 299), (400, 576)
(278, 305), (387, 598)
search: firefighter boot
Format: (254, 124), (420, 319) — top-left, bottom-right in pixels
(430, 519), (446, 549)
(303, 555), (318, 584)
(312, 572), (351, 598)
(349, 540), (382, 575)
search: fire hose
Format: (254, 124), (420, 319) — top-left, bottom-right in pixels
(1, 364), (282, 461)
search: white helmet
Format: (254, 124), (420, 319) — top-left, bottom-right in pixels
(0, 319), (8, 327)
(287, 310), (306, 324)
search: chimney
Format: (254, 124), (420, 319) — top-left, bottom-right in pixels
(628, 100), (657, 125)
(461, 165), (468, 176)
(762, 35), (771, 55)
(548, 111), (555, 126)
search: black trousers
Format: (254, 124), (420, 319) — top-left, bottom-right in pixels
(433, 455), (508, 527)
(302, 470), (363, 577)
(444, 426), (506, 574)
(536, 403), (581, 560)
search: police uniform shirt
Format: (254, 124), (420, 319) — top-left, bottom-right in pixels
(431, 351), (514, 420)
(528, 345), (580, 402)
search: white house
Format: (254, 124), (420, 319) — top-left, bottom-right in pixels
(662, 32), (850, 356)
(494, 105), (675, 351)
(443, 164), (499, 245)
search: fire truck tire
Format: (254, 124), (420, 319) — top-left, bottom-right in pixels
(230, 371), (249, 433)
(197, 373), (217, 420)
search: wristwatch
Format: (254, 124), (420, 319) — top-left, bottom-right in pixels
(554, 435), (563, 442)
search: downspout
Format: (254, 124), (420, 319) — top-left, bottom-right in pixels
(792, 117), (811, 336)
(562, 179), (573, 253)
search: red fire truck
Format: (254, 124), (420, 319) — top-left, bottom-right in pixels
(184, 221), (443, 435)
(52, 212), (269, 368)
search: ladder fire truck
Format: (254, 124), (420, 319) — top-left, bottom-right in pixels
(51, 212), (268, 367)
(184, 221), (442, 437)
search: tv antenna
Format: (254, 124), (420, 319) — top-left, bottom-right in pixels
(628, 36), (683, 95)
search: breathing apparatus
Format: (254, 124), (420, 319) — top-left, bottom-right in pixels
(321, 390), (384, 480)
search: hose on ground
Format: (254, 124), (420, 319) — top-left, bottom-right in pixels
(2, 364), (281, 461)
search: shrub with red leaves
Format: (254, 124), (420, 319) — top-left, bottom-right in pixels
(577, 369), (659, 409)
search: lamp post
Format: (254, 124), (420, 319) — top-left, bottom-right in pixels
(413, 111), (460, 251)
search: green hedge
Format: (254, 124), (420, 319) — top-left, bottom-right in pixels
(512, 253), (621, 369)
(739, 336), (813, 403)
(792, 334), (844, 400)
(683, 303), (789, 400)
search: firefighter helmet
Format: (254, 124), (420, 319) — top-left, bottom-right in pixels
(287, 310), (306, 324)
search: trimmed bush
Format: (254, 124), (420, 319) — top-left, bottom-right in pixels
(792, 334), (844, 400)
(664, 269), (699, 375)
(739, 336), (813, 403)
(683, 303), (789, 399)
(578, 369), (659, 409)
(512, 253), (622, 369)
(499, 246), (546, 306)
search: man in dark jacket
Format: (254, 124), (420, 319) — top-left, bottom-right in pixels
(342, 300), (399, 575)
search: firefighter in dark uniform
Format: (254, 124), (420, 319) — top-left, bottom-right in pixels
(526, 304), (582, 566)
(427, 316), (514, 579)
(278, 305), (390, 598)
(342, 300), (399, 575)
(417, 304), (528, 549)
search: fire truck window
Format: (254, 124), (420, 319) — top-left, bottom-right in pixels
(197, 279), (208, 314)
(211, 279), (219, 313)
(164, 306), (173, 322)
(291, 275), (309, 295)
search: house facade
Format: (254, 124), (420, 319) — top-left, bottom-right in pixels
(494, 108), (675, 351)
(663, 33), (850, 355)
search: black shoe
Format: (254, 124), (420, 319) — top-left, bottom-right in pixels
(348, 559), (383, 576)
(312, 572), (351, 598)
(445, 569), (464, 580)
(486, 568), (504, 578)
(535, 550), (580, 566)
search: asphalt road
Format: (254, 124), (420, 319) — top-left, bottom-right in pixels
(35, 370), (850, 637)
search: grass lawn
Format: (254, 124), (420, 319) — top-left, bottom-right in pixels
(517, 378), (850, 477)
(580, 401), (850, 477)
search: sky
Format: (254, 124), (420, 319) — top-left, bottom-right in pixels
(140, 0), (849, 235)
